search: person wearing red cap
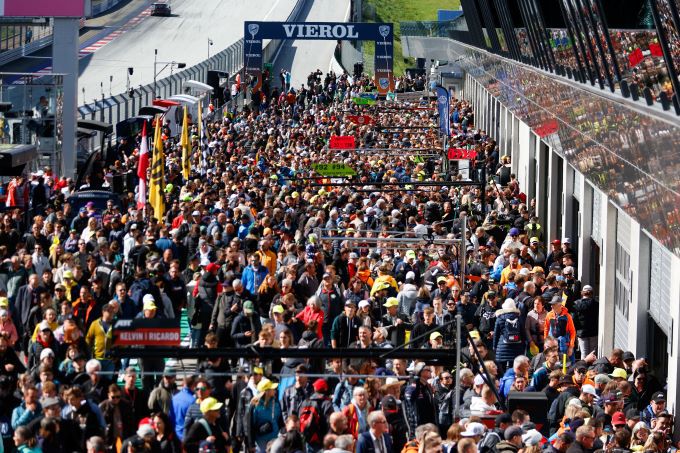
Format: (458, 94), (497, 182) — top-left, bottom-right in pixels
(298, 378), (334, 451)
(545, 240), (564, 270)
(190, 263), (222, 348)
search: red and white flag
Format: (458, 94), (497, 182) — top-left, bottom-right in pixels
(137, 121), (150, 209)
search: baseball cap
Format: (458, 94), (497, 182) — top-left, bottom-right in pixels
(200, 397), (223, 414)
(437, 276), (448, 283)
(602, 392), (622, 404)
(474, 374), (486, 386)
(257, 378), (278, 393)
(551, 239), (561, 245)
(429, 331), (443, 341)
(522, 429), (543, 447)
(651, 391), (666, 403)
(142, 294), (157, 311)
(461, 422), (486, 437)
(609, 368), (627, 379)
(622, 351), (635, 362)
(205, 262), (220, 273)
(505, 426), (523, 440)
(495, 413), (512, 427)
(612, 411), (626, 426)
(582, 285), (593, 292)
(40, 348), (55, 360)
(358, 300), (370, 309)
(243, 300), (255, 314)
(405, 250), (416, 260)
(381, 395), (398, 411)
(383, 297), (399, 308)
(563, 238), (571, 244)
(0, 297), (8, 308)
(63, 270), (74, 279)
(529, 237), (539, 244)
(137, 424), (155, 438)
(509, 228), (519, 236)
(272, 305), (285, 314)
(313, 379), (328, 393)
(594, 374), (611, 385)
(581, 384), (597, 397)
(41, 396), (60, 408)
(39, 320), (52, 332)
(549, 295), (563, 305)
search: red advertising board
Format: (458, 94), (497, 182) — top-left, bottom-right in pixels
(447, 148), (478, 160)
(330, 135), (356, 149)
(346, 115), (375, 125)
(113, 319), (181, 347)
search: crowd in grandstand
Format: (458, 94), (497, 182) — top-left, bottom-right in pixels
(0, 68), (672, 453)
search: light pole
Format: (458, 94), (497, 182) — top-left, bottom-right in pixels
(153, 48), (186, 98)
(208, 38), (213, 59)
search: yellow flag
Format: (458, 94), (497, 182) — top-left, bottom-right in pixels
(149, 116), (165, 222)
(181, 106), (190, 180)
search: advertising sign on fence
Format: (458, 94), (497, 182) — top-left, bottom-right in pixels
(113, 318), (181, 347)
(330, 135), (356, 149)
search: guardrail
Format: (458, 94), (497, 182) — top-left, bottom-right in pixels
(0, 34), (53, 68)
(90, 0), (128, 17)
(78, 0), (309, 127)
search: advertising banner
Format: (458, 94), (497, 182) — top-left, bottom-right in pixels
(346, 115), (375, 125)
(113, 318), (181, 347)
(1, 0), (84, 17)
(244, 21), (393, 94)
(329, 136), (356, 149)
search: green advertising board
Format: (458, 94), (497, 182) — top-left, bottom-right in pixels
(312, 163), (357, 177)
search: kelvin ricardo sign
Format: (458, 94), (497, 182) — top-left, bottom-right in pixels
(244, 21), (393, 94)
(114, 318), (181, 347)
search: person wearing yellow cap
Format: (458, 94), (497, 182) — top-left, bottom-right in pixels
(250, 378), (282, 451)
(184, 396), (227, 452)
(428, 331), (444, 348)
(381, 297), (412, 346)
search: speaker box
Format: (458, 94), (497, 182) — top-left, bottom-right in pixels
(507, 392), (549, 435)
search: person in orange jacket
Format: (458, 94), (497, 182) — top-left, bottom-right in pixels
(544, 295), (577, 359)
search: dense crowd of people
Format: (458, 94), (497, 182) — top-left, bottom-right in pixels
(0, 68), (672, 453)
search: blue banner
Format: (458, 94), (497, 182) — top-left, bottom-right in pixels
(244, 21), (394, 93)
(435, 86), (450, 136)
(244, 21), (393, 41)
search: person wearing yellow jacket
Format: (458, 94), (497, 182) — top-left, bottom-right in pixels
(86, 303), (115, 373)
(370, 265), (398, 296)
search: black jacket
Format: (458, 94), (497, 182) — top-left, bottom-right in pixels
(572, 297), (599, 337)
(231, 313), (262, 346)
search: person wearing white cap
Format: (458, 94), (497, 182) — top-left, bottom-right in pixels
(462, 374), (488, 416)
(578, 384), (600, 415)
(460, 421), (486, 441)
(572, 284), (599, 357)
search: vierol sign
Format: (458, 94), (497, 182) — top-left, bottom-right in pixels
(244, 21), (394, 94)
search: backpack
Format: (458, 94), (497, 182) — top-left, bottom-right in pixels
(503, 315), (522, 344)
(299, 401), (322, 445)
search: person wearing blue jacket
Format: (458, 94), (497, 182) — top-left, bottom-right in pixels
(241, 254), (268, 294)
(493, 299), (527, 371)
(10, 387), (41, 430)
(248, 378), (283, 453)
(171, 375), (197, 441)
(498, 355), (531, 403)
